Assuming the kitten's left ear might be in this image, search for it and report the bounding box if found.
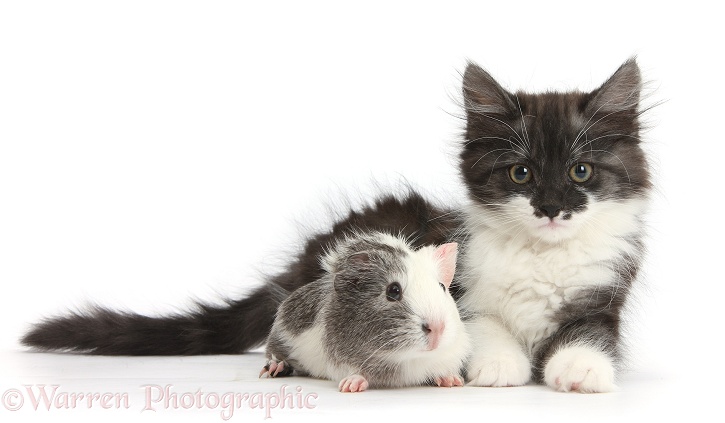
[585,58,642,116]
[462,62,517,116]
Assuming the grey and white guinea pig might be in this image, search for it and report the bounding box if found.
[260,232,471,392]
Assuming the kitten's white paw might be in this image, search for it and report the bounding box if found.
[544,346,616,393]
[466,351,531,387]
[338,374,369,393]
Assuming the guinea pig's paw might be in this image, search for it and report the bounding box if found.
[544,345,616,393]
[338,374,369,393]
[434,374,464,388]
[466,351,531,387]
[259,359,292,378]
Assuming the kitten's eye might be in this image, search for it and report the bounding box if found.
[509,165,532,184]
[569,163,593,183]
[386,282,402,301]
[439,283,446,292]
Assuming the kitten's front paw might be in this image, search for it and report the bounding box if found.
[434,374,464,387]
[259,359,292,378]
[466,351,531,387]
[339,374,369,393]
[544,345,616,393]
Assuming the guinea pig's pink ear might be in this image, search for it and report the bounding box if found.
[435,243,458,289]
[333,251,372,292]
[346,252,370,267]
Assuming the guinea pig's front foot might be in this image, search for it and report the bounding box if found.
[435,374,464,387]
[338,374,369,393]
[259,359,293,378]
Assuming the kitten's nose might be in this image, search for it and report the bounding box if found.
[539,205,561,218]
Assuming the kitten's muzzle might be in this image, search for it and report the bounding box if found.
[538,205,562,219]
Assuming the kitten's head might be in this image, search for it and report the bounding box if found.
[460,59,651,243]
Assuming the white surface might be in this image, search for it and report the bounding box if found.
[1,1,723,422]
[0,350,697,422]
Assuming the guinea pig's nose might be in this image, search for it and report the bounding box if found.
[422,322,444,333]
[422,321,445,350]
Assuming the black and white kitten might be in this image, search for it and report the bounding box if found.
[21,60,651,394]
[457,59,650,392]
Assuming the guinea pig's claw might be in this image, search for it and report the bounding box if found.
[435,374,464,387]
[267,361,279,376]
[339,374,369,393]
[272,361,286,377]
[260,360,291,378]
[259,364,271,378]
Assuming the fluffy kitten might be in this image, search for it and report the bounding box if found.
[21,60,651,395]
[457,59,651,392]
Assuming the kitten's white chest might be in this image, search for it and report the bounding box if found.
[461,230,620,351]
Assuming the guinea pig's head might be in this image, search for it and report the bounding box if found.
[330,238,463,360]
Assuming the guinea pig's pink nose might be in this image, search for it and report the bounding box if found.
[422,321,445,350]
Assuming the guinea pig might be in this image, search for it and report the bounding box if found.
[259,232,471,392]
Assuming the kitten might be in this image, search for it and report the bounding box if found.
[457,59,651,392]
[21,60,651,395]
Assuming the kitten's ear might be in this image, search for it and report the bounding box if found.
[434,243,458,289]
[462,62,516,116]
[586,58,641,115]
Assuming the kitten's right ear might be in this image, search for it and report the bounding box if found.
[585,58,642,116]
[462,62,516,116]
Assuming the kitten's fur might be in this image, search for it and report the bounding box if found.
[21,60,650,394]
[457,59,650,392]
[21,192,459,355]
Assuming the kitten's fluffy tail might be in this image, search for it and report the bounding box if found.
[21,191,460,355]
[21,284,288,355]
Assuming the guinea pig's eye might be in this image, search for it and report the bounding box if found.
[439,283,446,292]
[386,282,402,302]
[509,164,532,184]
[569,163,593,183]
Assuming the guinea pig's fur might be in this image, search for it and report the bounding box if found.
[261,232,471,392]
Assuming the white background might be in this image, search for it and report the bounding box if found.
[1,1,723,422]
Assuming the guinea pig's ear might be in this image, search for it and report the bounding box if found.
[435,243,458,289]
[346,252,371,268]
[333,251,372,292]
